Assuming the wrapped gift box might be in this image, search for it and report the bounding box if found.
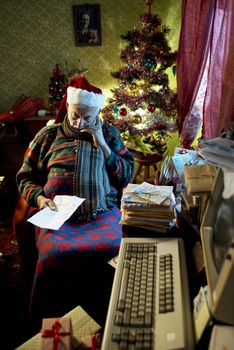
[16,306,101,350]
[184,164,217,195]
[40,316,73,350]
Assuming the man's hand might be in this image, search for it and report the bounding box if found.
[37,195,57,211]
[81,116,105,147]
[81,117,111,159]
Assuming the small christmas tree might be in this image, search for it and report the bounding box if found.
[102,0,177,155]
[48,64,68,117]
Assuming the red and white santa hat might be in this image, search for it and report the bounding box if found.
[67,76,105,108]
[55,76,105,123]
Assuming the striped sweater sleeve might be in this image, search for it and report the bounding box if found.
[16,125,57,207]
[103,124,134,188]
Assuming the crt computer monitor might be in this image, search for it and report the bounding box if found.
[200,167,234,325]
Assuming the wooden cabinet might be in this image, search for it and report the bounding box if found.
[23,116,55,140]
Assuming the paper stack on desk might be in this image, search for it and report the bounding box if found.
[198,137,234,171]
[120,182,176,233]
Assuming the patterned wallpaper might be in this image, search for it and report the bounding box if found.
[0,0,181,113]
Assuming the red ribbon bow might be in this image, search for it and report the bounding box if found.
[41,319,71,350]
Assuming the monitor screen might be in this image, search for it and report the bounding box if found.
[213,195,234,272]
[201,167,234,325]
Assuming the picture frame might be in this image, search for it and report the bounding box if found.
[73,4,102,47]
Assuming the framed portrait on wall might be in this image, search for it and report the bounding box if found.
[73,4,102,47]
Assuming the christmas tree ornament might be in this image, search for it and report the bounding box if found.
[113,106,119,114]
[145,60,154,69]
[132,114,142,124]
[147,103,156,112]
[120,107,127,116]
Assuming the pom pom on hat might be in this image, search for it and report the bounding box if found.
[55,76,105,123]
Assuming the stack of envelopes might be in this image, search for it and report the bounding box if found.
[198,137,234,171]
[120,182,176,233]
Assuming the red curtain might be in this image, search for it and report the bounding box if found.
[204,0,234,138]
[177,0,234,145]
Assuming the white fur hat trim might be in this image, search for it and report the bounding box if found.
[67,86,105,109]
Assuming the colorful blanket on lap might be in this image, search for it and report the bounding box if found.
[29,206,122,329]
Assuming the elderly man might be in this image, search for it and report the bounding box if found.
[16,76,134,330]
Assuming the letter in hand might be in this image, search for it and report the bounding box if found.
[37,195,57,211]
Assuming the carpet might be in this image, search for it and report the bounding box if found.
[0,219,21,279]
[0,219,33,350]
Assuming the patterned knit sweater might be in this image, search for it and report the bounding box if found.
[16,123,134,209]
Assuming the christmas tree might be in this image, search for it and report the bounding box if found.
[48,64,68,117]
[102,0,177,155]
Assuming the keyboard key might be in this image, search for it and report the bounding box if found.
[115,314,123,326]
[145,312,152,326]
[119,340,128,349]
[112,333,121,342]
[130,317,145,326]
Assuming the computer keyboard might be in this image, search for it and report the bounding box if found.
[101,237,194,350]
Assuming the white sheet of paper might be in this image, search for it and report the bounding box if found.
[27,195,85,230]
[108,255,118,269]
